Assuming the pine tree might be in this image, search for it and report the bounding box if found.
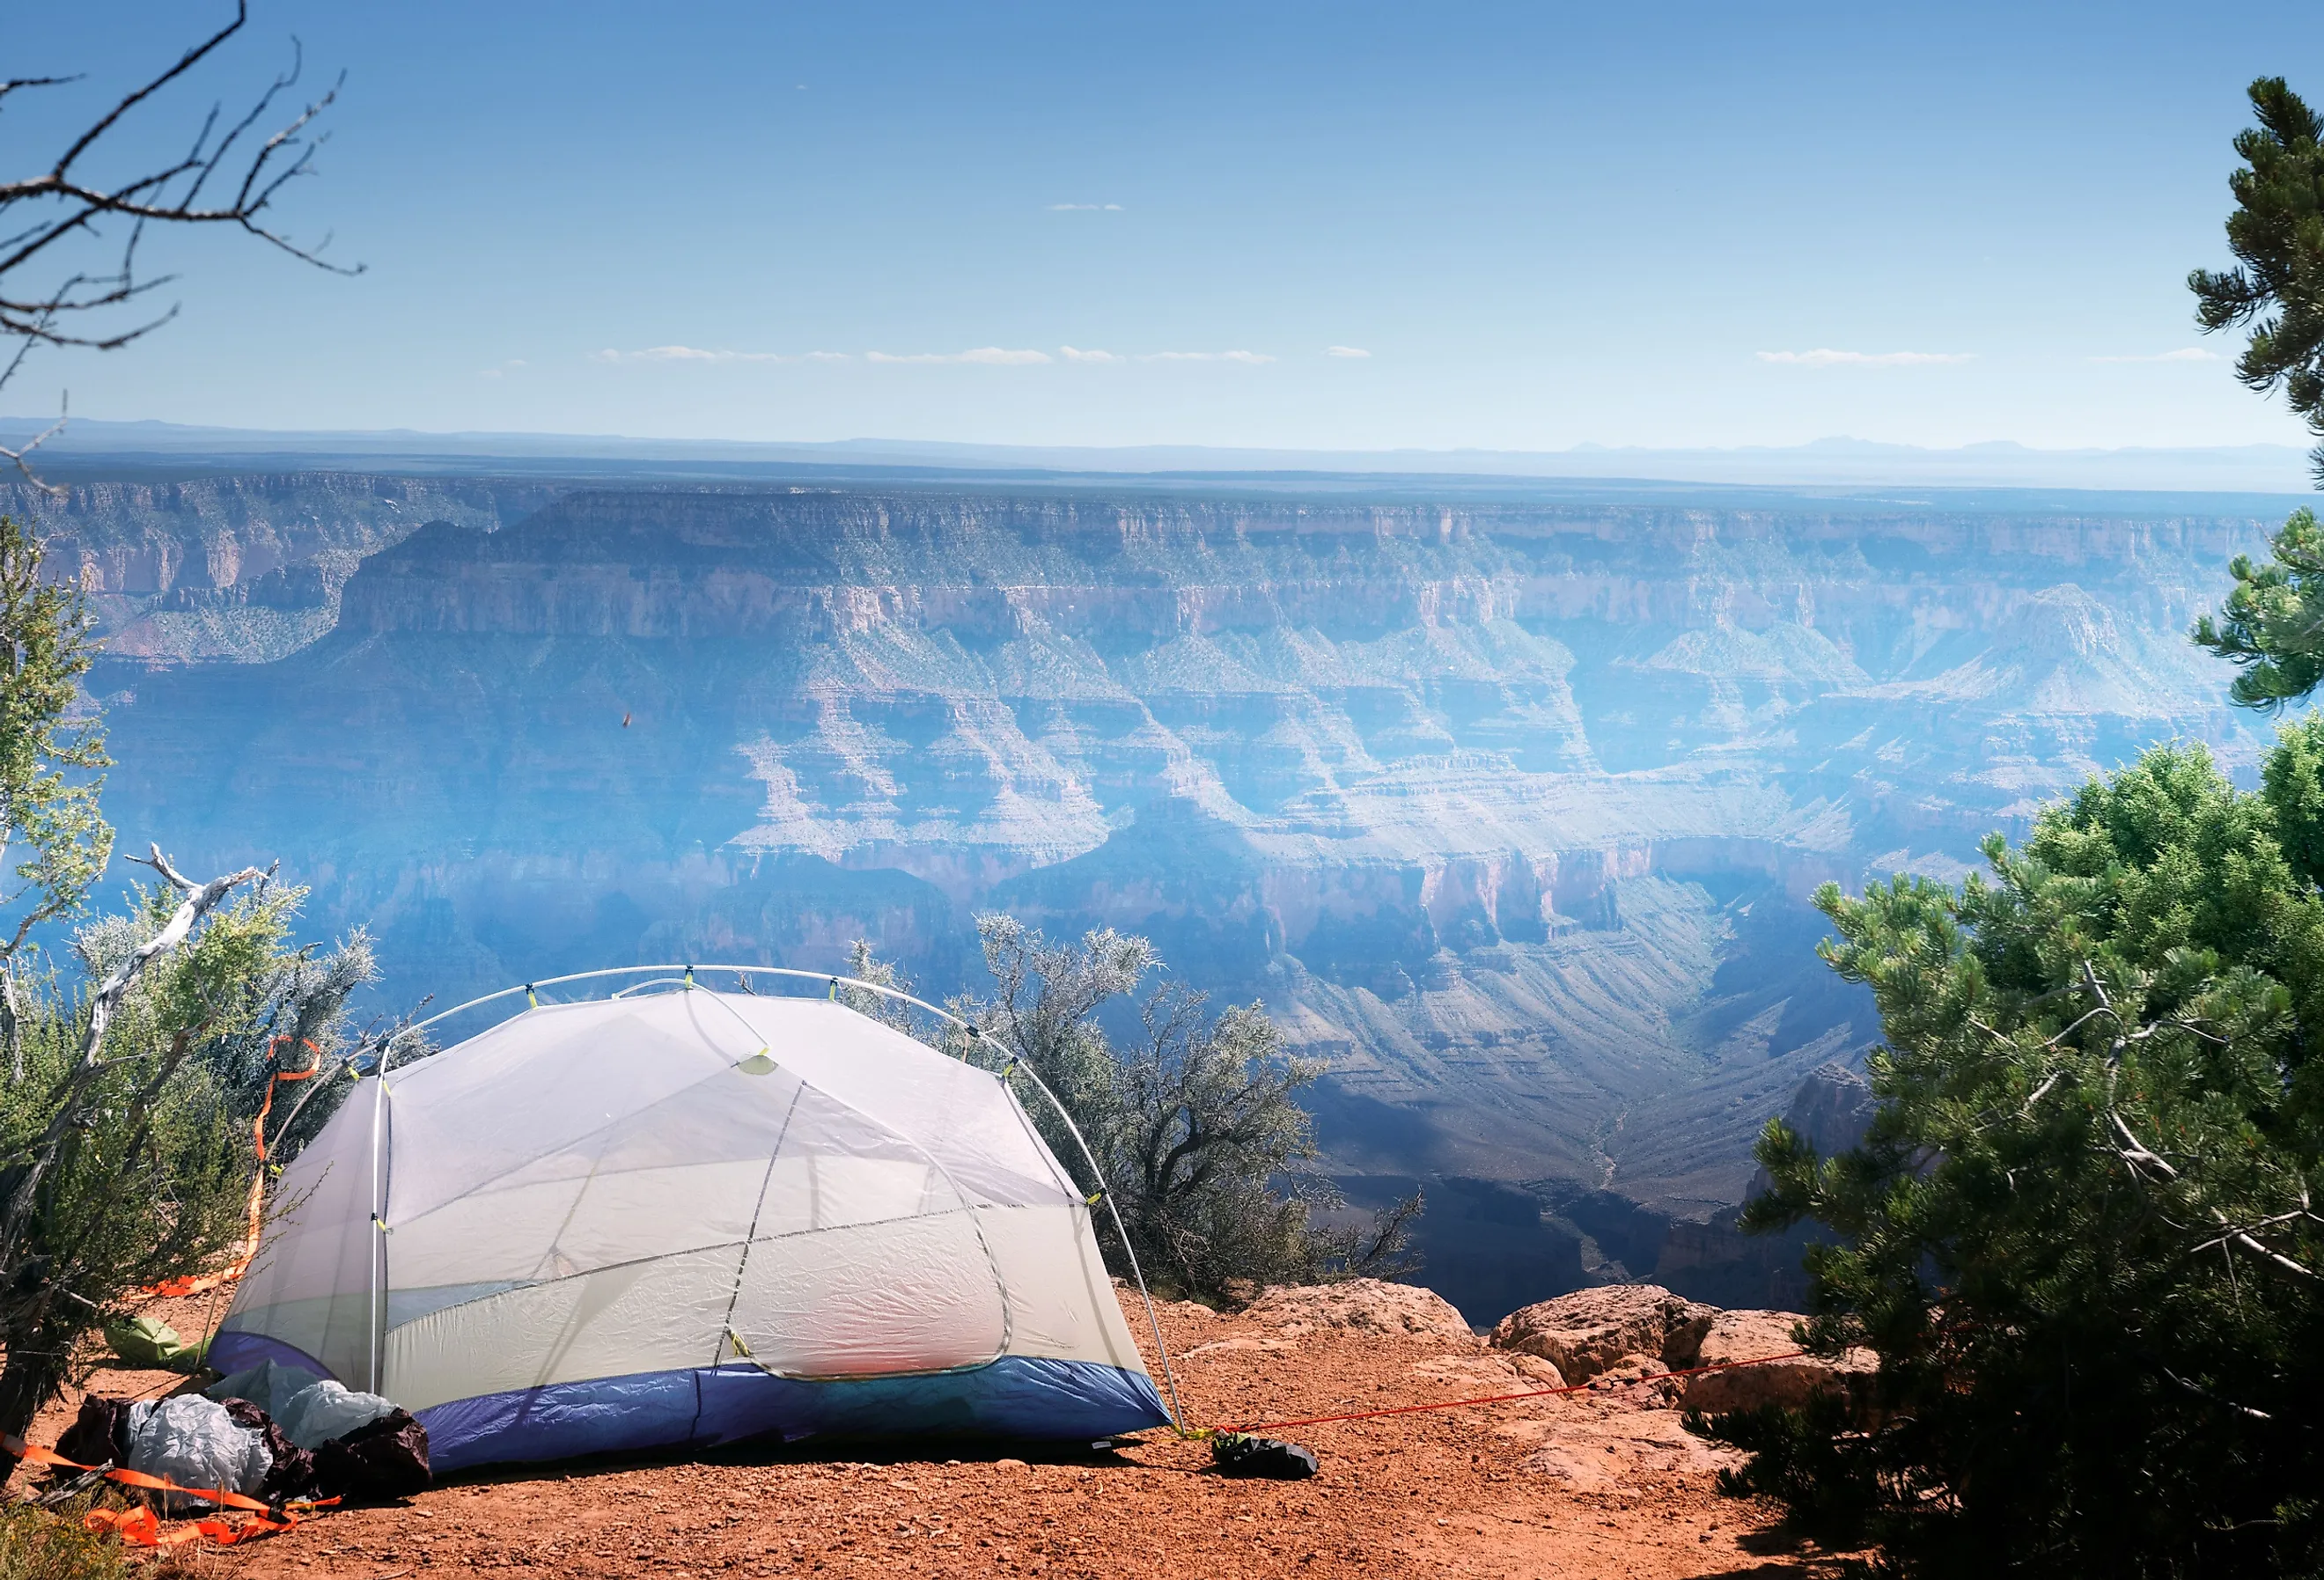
[1699,746,2324,1576]
[2191,78,2324,483]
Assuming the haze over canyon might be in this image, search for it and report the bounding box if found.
[15,470,2283,1317]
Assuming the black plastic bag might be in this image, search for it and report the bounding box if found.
[55,1395,133,1469]
[1210,1431,1320,1479]
[218,1396,315,1504]
[311,1407,430,1503]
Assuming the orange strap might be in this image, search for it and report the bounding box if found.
[137,1038,322,1301]
[10,1437,335,1548]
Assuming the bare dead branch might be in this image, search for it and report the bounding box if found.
[2159,1364,2273,1422]
[0,5,358,484]
[48,4,250,183]
[81,849,264,1069]
[0,78,82,114]
[0,393,68,496]
[2023,1069,2063,1112]
[2109,1109,2318,1282]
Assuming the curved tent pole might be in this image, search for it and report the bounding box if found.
[387,963,1189,1432]
[982,1042,1189,1433]
[366,1064,388,1394]
[404,965,988,1055]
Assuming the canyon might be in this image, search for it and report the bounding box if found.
[9,473,2284,1318]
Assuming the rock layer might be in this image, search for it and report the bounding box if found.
[75,479,2280,1316]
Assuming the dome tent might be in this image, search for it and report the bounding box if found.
[209,971,1176,1471]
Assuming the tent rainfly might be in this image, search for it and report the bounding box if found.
[209,987,1173,1470]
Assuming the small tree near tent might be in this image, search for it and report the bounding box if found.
[0,518,109,1073]
[0,3,363,1478]
[0,517,379,1476]
[939,915,1421,1304]
[0,865,376,1463]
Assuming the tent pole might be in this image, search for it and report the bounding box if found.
[416,966,1017,1042]
[995,1053,1188,1434]
[367,1069,387,1394]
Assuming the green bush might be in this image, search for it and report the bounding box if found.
[1701,743,2324,1576]
[0,517,374,1469]
[857,918,1420,1303]
[0,1500,136,1580]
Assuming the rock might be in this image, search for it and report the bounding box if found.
[1408,1351,1566,1391]
[1679,1310,1873,1414]
[1244,1280,1476,1344]
[1180,1336,1296,1357]
[1489,1285,1716,1383]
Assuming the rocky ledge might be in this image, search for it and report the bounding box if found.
[27,1277,1863,1579]
[1489,1282,1872,1411]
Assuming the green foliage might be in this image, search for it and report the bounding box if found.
[1701,744,2324,1576]
[2190,508,2324,708]
[0,1498,136,1580]
[2262,710,2324,879]
[0,518,111,1055]
[2185,81,2324,708]
[2191,77,2324,483]
[0,884,371,1374]
[0,511,375,1464]
[950,915,1420,1303]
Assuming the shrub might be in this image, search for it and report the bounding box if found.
[1699,744,2324,1576]
[872,916,1420,1303]
[0,1499,136,1580]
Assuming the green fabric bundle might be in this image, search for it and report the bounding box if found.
[102,1316,204,1371]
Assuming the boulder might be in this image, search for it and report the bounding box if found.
[1489,1284,1716,1383]
[1679,1310,1873,1414]
[1244,1279,1476,1343]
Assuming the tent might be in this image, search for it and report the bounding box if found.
[209,985,1173,1471]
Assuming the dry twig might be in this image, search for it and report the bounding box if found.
[0,3,357,483]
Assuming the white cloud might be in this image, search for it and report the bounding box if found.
[2089,347,2224,364]
[477,358,529,379]
[1325,345,1372,358]
[1140,349,1276,364]
[1059,345,1122,363]
[1047,202,1123,211]
[1757,349,1975,367]
[593,345,840,364]
[865,347,1053,364]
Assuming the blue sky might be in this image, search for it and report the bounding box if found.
[10,1,2324,452]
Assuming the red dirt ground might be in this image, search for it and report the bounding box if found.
[17,1287,1857,1579]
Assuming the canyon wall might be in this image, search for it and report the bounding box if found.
[1,474,556,662]
[68,480,2281,1315]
